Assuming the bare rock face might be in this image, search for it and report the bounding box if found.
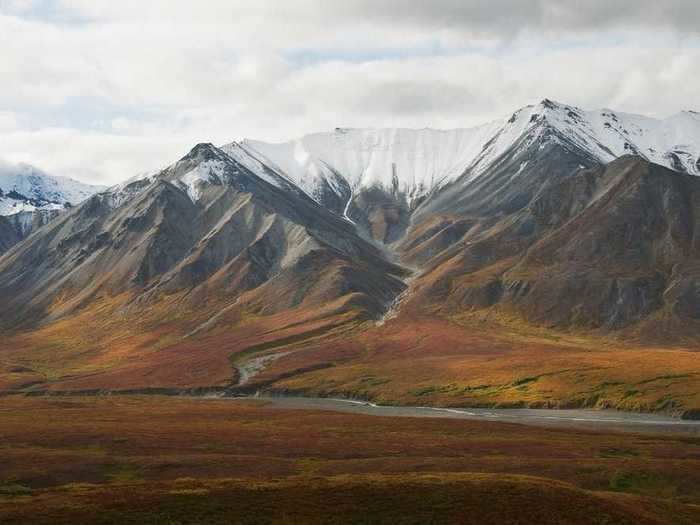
[347,187,410,244]
[507,158,700,328]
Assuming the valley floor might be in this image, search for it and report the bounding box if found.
[1,396,700,524]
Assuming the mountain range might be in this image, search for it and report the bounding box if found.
[1,99,699,413]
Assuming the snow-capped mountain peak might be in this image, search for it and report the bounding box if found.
[505,100,700,175]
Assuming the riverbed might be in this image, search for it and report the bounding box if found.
[223,395,700,435]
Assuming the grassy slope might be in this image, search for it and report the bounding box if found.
[0,291,362,392]
[1,290,699,415]
[274,313,700,415]
[4,475,699,525]
[1,396,699,524]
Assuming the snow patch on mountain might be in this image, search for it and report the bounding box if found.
[242,125,503,205]
[101,170,159,210]
[9,210,36,237]
[0,196,62,216]
[100,142,312,209]
[177,159,226,201]
[220,142,309,197]
[5,209,60,238]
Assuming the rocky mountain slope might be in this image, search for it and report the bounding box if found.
[1,101,699,334]
[0,216,21,253]
[1,99,699,401]
[0,143,406,331]
[403,156,700,336]
[0,209,60,254]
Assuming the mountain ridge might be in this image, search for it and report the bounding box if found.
[237,99,700,217]
[0,142,407,332]
[1,99,700,411]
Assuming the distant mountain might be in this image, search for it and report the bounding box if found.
[0,161,105,253]
[0,161,105,215]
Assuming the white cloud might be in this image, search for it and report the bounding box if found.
[0,127,193,183]
[0,2,698,184]
[0,0,35,13]
[0,112,18,132]
[110,117,131,131]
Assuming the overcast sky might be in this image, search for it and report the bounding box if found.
[1,0,699,185]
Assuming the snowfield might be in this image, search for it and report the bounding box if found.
[242,124,503,206]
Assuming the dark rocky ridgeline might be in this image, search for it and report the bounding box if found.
[395,123,603,307]
[304,163,352,217]
[387,105,700,338]
[503,158,700,331]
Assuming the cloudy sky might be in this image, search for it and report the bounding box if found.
[1,0,699,185]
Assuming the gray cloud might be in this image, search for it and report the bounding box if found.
[0,1,698,184]
[49,1,700,35]
[325,0,700,35]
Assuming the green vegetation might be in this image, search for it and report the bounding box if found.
[0,484,32,496]
[609,470,675,498]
